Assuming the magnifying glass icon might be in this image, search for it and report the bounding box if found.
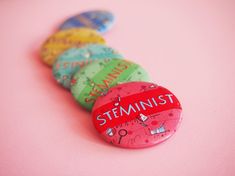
[118,129,128,144]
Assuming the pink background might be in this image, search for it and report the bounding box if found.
[0,0,235,176]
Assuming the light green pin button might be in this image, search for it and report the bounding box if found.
[70,59,150,111]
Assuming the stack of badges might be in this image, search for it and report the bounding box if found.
[40,10,182,149]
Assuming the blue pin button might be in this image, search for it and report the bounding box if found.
[59,10,115,34]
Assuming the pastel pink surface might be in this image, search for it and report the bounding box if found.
[0,0,235,176]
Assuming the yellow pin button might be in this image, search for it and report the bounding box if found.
[40,28,106,66]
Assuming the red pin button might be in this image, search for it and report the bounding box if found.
[92,82,182,148]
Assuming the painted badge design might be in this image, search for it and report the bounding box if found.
[59,10,115,33]
[70,59,150,111]
[40,28,105,66]
[52,44,124,89]
[92,82,182,148]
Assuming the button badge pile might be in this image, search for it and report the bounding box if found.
[40,10,182,148]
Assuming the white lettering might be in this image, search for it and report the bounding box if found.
[112,107,119,118]
[165,94,174,103]
[139,99,153,110]
[103,111,112,120]
[158,95,167,105]
[120,105,136,116]
[97,115,106,126]
[151,97,158,106]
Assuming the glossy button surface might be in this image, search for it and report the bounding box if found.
[52,44,124,89]
[92,82,182,148]
[40,28,105,66]
[70,59,150,111]
[59,10,115,33]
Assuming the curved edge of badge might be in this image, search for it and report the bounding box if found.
[91,81,183,149]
